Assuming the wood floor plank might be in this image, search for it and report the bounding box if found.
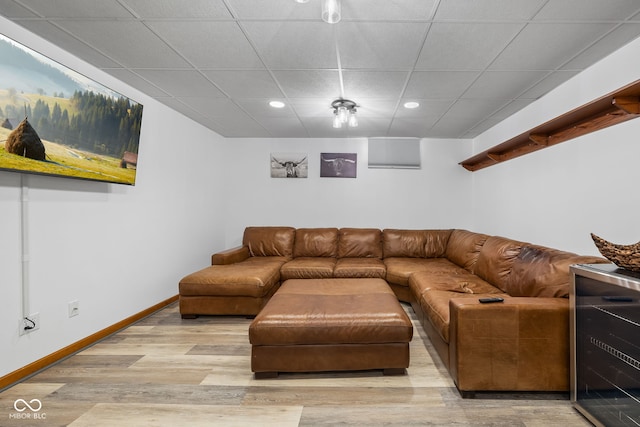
[0,301,592,426]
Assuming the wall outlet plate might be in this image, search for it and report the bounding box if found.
[68,300,79,317]
[19,313,40,336]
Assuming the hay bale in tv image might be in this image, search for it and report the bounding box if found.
[5,118,46,161]
[1,118,12,130]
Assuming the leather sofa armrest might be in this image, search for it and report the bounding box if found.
[448,297,569,393]
[211,245,250,265]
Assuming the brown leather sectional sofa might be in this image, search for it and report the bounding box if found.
[178,226,605,395]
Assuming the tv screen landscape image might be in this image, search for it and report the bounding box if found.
[0,34,143,185]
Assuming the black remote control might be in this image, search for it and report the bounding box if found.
[479,297,504,303]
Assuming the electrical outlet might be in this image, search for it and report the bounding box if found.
[68,300,79,318]
[19,313,40,336]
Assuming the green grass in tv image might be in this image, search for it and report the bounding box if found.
[1,127,136,184]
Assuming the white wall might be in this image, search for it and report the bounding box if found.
[472,36,640,255]
[220,137,473,247]
[0,18,226,378]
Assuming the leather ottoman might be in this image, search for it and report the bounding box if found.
[248,278,414,378]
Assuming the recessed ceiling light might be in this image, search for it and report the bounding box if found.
[294,0,310,3]
[404,101,420,109]
[269,101,286,108]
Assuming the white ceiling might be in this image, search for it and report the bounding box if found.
[2,0,640,138]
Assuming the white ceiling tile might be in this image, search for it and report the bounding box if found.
[561,23,640,70]
[342,71,409,100]
[147,21,263,69]
[462,70,549,99]
[337,23,428,69]
[235,99,297,118]
[289,99,334,117]
[388,118,438,138]
[242,22,337,69]
[121,0,232,19]
[533,0,640,21]
[202,70,283,98]
[134,70,225,97]
[56,20,191,68]
[416,23,524,70]
[404,71,480,99]
[490,23,616,70]
[103,68,170,97]
[225,0,317,19]
[254,118,309,138]
[7,20,122,68]
[434,0,547,21]
[18,0,132,18]
[519,70,579,99]
[0,0,38,17]
[341,0,437,21]
[395,99,455,118]
[273,70,341,99]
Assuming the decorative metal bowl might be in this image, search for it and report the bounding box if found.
[591,233,640,272]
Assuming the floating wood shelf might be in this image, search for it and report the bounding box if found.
[460,79,640,172]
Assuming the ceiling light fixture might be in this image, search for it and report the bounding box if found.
[404,101,420,109]
[294,0,310,3]
[331,98,358,128]
[322,0,341,24]
[269,100,285,108]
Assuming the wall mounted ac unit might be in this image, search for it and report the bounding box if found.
[368,138,421,169]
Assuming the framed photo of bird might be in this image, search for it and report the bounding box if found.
[320,153,357,178]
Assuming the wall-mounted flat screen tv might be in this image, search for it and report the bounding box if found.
[0,34,143,185]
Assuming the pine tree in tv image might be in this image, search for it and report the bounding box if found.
[0,34,143,185]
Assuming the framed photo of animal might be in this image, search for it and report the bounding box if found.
[270,153,308,178]
[320,153,357,178]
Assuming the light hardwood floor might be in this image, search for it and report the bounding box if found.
[1,302,592,426]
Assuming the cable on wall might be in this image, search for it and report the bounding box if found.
[20,174,32,327]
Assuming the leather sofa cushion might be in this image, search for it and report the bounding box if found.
[409,269,502,297]
[474,236,523,292]
[385,257,453,287]
[334,258,386,278]
[445,229,488,271]
[425,230,453,257]
[338,228,382,258]
[505,245,606,297]
[293,228,338,258]
[280,257,336,280]
[383,229,429,258]
[179,257,283,298]
[243,226,295,258]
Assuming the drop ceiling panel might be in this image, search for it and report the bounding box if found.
[404,71,480,99]
[3,0,640,139]
[203,70,284,98]
[416,23,524,70]
[342,71,409,100]
[533,0,640,21]
[341,0,437,21]
[462,70,549,100]
[242,21,338,69]
[7,20,122,68]
[133,70,225,97]
[146,21,264,69]
[273,70,341,99]
[0,0,38,18]
[54,20,191,68]
[337,23,428,69]
[490,23,617,70]
[18,0,132,18]
[434,0,546,21]
[561,23,640,70]
[122,0,233,19]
